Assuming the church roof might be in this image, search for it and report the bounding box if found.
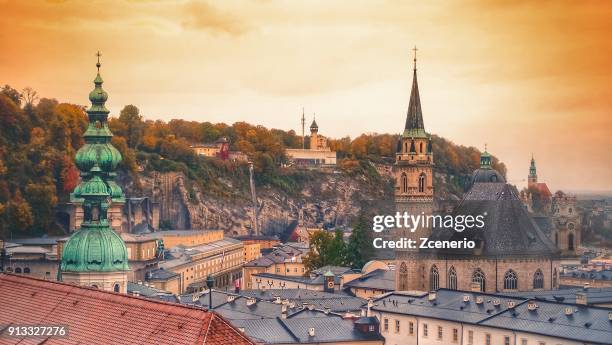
[531,182,552,198]
[428,182,560,257]
[470,167,506,184]
[0,273,256,345]
[403,67,427,138]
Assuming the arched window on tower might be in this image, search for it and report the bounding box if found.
[533,269,544,289]
[15,267,22,274]
[568,232,574,251]
[430,265,439,291]
[114,283,120,293]
[401,173,408,194]
[419,142,424,153]
[504,269,518,290]
[418,173,426,193]
[399,262,408,291]
[472,269,486,292]
[448,266,457,290]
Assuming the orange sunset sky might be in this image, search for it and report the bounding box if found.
[1,0,611,192]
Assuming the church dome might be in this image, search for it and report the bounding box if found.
[471,168,505,184]
[470,149,505,184]
[88,74,108,103]
[60,226,129,272]
[75,143,122,173]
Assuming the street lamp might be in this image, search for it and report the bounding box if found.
[206,275,214,311]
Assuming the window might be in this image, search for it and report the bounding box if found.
[521,339,527,345]
[448,266,458,290]
[553,268,558,288]
[399,262,408,291]
[468,330,473,345]
[472,268,486,292]
[453,328,458,342]
[533,269,544,289]
[401,173,408,193]
[418,173,426,193]
[395,320,400,333]
[437,326,443,340]
[409,322,414,335]
[430,265,440,291]
[568,233,574,251]
[423,323,428,337]
[276,267,280,273]
[15,268,21,274]
[23,268,30,274]
[504,336,510,345]
[485,333,491,345]
[113,284,120,293]
[504,269,518,290]
[383,318,388,332]
[368,325,374,332]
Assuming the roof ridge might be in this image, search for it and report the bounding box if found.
[275,317,301,342]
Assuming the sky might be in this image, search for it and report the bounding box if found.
[1,0,611,192]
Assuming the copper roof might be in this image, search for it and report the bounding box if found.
[0,274,256,345]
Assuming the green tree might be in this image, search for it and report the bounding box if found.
[347,212,374,269]
[114,105,144,148]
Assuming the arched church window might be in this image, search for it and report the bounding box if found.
[504,270,518,290]
[533,269,544,289]
[114,283,120,293]
[401,173,408,194]
[430,265,439,291]
[418,173,426,193]
[399,262,408,291]
[419,142,423,153]
[15,267,22,274]
[472,269,486,292]
[91,285,98,289]
[448,266,457,290]
[24,268,30,274]
[568,233,574,251]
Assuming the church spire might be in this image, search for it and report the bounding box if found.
[404,46,425,136]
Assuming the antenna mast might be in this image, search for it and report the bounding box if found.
[301,107,305,149]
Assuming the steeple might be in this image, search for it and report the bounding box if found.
[310,113,318,132]
[61,53,129,293]
[528,154,538,185]
[404,46,425,137]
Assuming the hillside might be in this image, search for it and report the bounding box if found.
[0,85,506,238]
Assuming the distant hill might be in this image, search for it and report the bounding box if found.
[0,84,506,238]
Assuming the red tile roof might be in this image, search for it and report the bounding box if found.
[0,274,257,345]
[533,182,552,198]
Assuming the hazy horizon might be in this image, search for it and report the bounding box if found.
[1,0,611,192]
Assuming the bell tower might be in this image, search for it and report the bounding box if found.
[60,52,129,293]
[394,47,434,291]
[528,154,538,187]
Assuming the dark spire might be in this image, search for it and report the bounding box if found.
[404,46,424,131]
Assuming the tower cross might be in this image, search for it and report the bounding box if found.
[412,46,418,70]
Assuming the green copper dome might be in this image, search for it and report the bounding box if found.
[61,226,129,272]
[61,52,129,275]
[75,143,122,173]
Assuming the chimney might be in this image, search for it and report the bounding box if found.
[246,297,257,306]
[138,281,143,285]
[507,300,516,309]
[367,299,374,317]
[476,296,484,304]
[227,295,236,303]
[527,300,538,311]
[492,299,500,307]
[428,291,437,301]
[576,292,587,305]
[308,327,315,337]
[608,312,612,321]
[463,295,470,302]
[281,304,288,319]
[274,296,281,304]
[564,307,574,316]
[324,306,331,314]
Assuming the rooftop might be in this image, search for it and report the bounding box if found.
[372,289,612,344]
[343,269,396,292]
[0,273,255,345]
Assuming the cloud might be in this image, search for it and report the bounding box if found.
[181,1,248,35]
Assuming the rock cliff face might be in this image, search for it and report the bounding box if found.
[128,169,394,237]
